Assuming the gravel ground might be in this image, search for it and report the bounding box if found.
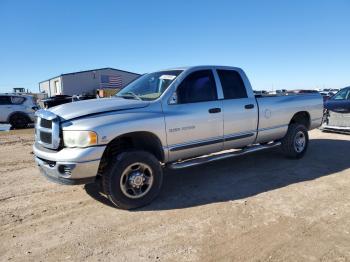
[0,129,349,261]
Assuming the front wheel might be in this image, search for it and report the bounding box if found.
[102,151,163,210]
[281,123,309,159]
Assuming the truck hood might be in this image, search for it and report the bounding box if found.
[49,98,150,120]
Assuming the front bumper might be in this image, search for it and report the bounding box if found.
[33,143,106,185]
[320,124,350,134]
[320,111,350,134]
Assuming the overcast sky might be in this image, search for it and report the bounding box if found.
[0,0,349,92]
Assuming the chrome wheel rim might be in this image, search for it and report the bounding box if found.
[294,131,306,153]
[120,162,154,199]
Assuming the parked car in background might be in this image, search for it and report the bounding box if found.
[319,89,339,101]
[322,88,339,94]
[0,94,39,128]
[73,94,96,101]
[253,90,268,96]
[41,95,72,108]
[268,89,287,95]
[321,86,350,133]
[42,94,96,108]
[287,89,319,95]
[320,91,335,102]
[33,65,323,209]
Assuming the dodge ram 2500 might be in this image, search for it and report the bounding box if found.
[33,66,323,209]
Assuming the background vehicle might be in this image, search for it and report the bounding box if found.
[287,89,319,94]
[42,94,96,108]
[33,66,323,209]
[319,88,339,102]
[268,89,287,95]
[322,88,340,94]
[0,94,38,129]
[320,91,335,102]
[253,90,268,96]
[41,95,72,108]
[321,86,350,133]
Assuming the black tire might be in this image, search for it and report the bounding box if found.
[102,150,163,210]
[281,123,309,159]
[9,113,29,129]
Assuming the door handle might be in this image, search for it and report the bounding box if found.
[208,108,221,113]
[244,104,255,109]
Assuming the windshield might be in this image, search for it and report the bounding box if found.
[331,88,350,100]
[116,70,183,101]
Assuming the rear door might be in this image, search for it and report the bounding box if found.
[163,69,224,161]
[215,69,258,149]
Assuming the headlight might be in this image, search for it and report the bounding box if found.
[63,131,98,148]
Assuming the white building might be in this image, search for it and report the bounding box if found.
[39,67,140,96]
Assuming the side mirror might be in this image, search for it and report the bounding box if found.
[169,92,178,105]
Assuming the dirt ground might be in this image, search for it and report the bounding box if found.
[0,129,349,262]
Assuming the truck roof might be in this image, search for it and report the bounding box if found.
[161,65,243,72]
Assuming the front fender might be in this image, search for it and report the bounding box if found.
[61,102,168,160]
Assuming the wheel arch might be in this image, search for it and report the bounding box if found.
[7,111,31,123]
[289,111,311,130]
[98,131,165,175]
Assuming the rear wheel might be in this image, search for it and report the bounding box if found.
[281,123,309,159]
[102,150,163,210]
[9,113,29,129]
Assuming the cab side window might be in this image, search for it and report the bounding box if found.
[0,96,11,105]
[11,96,25,104]
[176,70,217,104]
[217,69,247,99]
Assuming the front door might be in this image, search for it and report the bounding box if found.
[163,69,224,162]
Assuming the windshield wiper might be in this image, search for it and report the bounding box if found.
[118,92,142,101]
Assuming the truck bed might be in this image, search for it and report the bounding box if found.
[255,93,323,143]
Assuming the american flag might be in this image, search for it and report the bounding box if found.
[100,75,123,89]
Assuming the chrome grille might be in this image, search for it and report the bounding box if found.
[40,118,52,129]
[40,131,52,144]
[35,110,60,149]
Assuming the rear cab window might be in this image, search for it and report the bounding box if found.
[176,70,218,104]
[217,69,247,99]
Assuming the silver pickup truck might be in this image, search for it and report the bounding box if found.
[33,66,323,209]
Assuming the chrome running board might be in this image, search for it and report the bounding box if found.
[168,142,281,170]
